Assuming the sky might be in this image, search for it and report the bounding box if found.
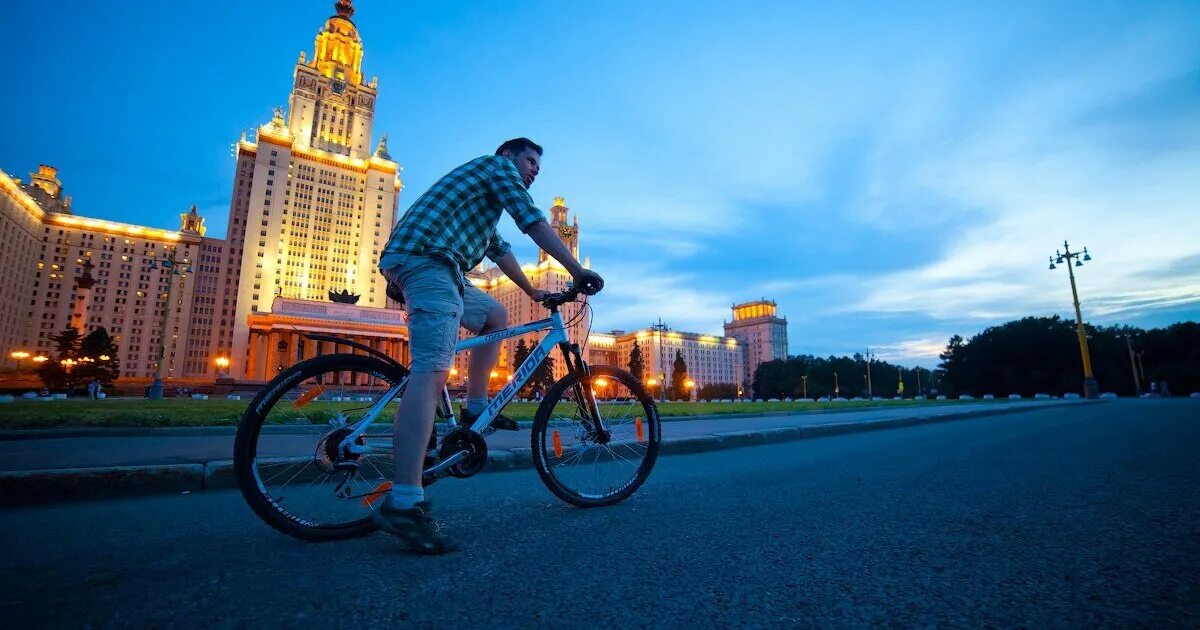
[2,0,1198,366]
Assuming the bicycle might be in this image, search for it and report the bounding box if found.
[233,285,661,541]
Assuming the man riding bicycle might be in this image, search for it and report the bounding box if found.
[375,138,604,554]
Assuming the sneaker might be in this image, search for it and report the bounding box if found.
[371,499,459,555]
[459,406,519,431]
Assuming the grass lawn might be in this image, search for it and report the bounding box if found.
[0,397,1011,430]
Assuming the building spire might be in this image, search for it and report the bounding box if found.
[334,0,354,21]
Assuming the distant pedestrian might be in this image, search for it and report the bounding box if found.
[1150,381,1159,397]
[87,380,100,400]
[1160,381,1171,398]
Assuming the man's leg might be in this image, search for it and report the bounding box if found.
[466,303,508,405]
[392,369,448,487]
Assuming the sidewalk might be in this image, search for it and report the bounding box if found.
[0,400,1086,505]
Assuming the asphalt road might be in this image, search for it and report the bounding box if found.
[2,400,1196,628]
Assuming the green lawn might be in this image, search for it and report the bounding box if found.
[0,397,1008,430]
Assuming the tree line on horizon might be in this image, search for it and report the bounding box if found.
[751,316,1199,399]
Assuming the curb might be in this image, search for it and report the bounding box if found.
[0,401,1048,440]
[0,402,1092,506]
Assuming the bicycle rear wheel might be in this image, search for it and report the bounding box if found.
[234,353,407,542]
[531,365,661,507]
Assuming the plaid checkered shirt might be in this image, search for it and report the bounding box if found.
[379,155,545,274]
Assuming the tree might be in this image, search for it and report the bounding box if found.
[933,316,1200,397]
[628,339,644,382]
[37,327,83,392]
[669,350,690,401]
[76,327,122,386]
[533,355,557,395]
[698,383,738,401]
[512,339,532,396]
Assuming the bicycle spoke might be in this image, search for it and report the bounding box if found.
[248,360,403,528]
[536,369,659,503]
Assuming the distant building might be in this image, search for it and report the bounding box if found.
[724,299,789,395]
[586,325,743,396]
[0,165,211,380]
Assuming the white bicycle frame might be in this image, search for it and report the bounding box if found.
[336,309,579,458]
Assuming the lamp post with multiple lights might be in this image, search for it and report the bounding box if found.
[147,251,193,400]
[1048,240,1099,399]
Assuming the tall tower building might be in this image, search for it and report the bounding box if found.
[724,299,789,396]
[539,197,579,263]
[222,0,402,380]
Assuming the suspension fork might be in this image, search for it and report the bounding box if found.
[560,342,607,437]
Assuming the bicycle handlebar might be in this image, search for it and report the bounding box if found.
[540,281,600,309]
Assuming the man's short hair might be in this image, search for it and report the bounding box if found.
[495,138,543,157]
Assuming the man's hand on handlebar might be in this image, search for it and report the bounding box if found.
[528,289,552,302]
[573,269,605,295]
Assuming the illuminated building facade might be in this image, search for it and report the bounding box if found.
[724,299,789,394]
[597,327,743,396]
[0,165,209,379]
[222,0,402,380]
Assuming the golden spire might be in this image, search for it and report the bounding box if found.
[313,0,364,85]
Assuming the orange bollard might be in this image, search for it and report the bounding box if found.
[552,430,563,458]
[293,384,325,409]
[361,480,393,507]
[635,417,644,442]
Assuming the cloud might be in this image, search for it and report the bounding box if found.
[870,337,949,364]
[847,12,1200,327]
[589,260,733,335]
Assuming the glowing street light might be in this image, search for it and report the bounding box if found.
[214,356,231,379]
[10,350,30,370]
[32,355,49,364]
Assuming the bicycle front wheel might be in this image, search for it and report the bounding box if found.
[233,353,407,542]
[531,365,661,507]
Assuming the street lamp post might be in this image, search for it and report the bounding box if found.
[915,368,923,398]
[833,371,840,399]
[801,374,808,399]
[60,358,78,395]
[685,378,695,402]
[10,351,30,371]
[1125,337,1141,397]
[147,252,193,400]
[1048,240,1099,399]
[214,356,231,380]
[864,348,874,399]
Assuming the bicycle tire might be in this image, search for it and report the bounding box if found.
[234,353,408,542]
[531,365,661,507]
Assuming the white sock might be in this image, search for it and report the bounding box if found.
[466,397,488,415]
[389,484,424,508]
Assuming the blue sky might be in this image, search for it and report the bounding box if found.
[3,0,1197,366]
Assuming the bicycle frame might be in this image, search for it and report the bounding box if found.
[336,308,596,456]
